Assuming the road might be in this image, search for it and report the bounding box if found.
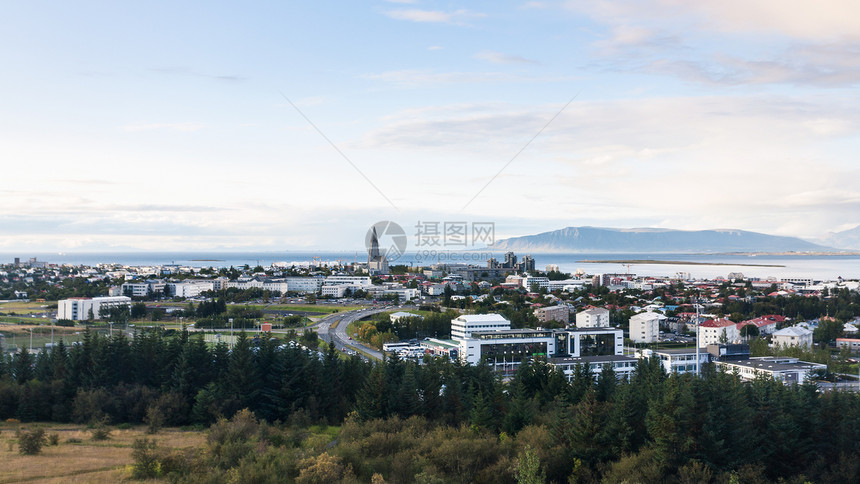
[310,307,388,361]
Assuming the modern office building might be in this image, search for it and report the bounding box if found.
[458,326,624,370]
[57,296,132,321]
[635,348,710,374]
[451,314,512,341]
[714,357,825,385]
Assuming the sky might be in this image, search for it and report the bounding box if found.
[2,0,860,252]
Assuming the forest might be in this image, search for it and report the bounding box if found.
[1,328,860,483]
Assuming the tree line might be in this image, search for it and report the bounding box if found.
[1,328,860,482]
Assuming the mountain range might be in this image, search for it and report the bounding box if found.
[819,225,860,250]
[487,226,850,253]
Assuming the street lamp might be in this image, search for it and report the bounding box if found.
[29,328,33,352]
[229,318,234,349]
[109,322,114,337]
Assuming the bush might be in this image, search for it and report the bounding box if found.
[131,438,161,479]
[47,433,60,446]
[18,428,46,455]
[90,421,111,441]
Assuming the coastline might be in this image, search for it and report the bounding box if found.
[577,259,785,268]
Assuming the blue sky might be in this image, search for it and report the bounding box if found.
[2,1,860,252]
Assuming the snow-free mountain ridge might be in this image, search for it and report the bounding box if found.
[488,226,837,253]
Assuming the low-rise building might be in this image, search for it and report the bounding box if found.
[458,326,624,370]
[550,355,638,381]
[635,348,710,374]
[772,326,813,348]
[283,277,324,293]
[836,338,860,350]
[58,296,132,321]
[715,357,825,385]
[390,311,423,324]
[321,285,348,298]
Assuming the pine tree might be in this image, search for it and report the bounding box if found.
[355,363,389,420]
[13,347,35,384]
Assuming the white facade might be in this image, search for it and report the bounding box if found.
[576,307,610,328]
[551,355,638,381]
[169,281,215,298]
[321,285,348,298]
[459,326,624,369]
[424,283,446,296]
[715,357,825,385]
[772,326,814,348]
[451,314,511,341]
[283,277,324,293]
[636,348,710,374]
[699,319,740,346]
[325,275,372,287]
[58,296,132,321]
[122,282,151,298]
[261,279,289,294]
[522,276,550,291]
[390,311,423,323]
[629,311,662,343]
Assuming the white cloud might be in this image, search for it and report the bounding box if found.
[122,122,204,132]
[355,94,860,237]
[474,50,538,64]
[567,0,860,40]
[383,9,486,25]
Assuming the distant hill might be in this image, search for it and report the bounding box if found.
[819,225,860,251]
[488,226,834,253]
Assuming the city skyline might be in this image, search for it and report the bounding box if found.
[3,1,860,251]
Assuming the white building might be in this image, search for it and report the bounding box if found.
[325,275,372,287]
[168,281,216,298]
[261,279,289,294]
[550,355,638,381]
[58,296,132,321]
[635,348,709,374]
[321,285,348,298]
[283,277,324,293]
[459,326,624,369]
[390,312,423,324]
[715,357,825,385]
[772,326,814,348]
[629,311,662,343]
[576,307,610,328]
[699,318,740,346]
[522,276,550,291]
[451,314,511,341]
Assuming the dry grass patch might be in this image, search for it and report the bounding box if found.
[0,423,205,484]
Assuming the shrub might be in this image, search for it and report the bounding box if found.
[18,428,46,455]
[47,433,60,446]
[131,438,161,479]
[89,420,111,441]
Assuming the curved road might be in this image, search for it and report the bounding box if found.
[310,308,388,360]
